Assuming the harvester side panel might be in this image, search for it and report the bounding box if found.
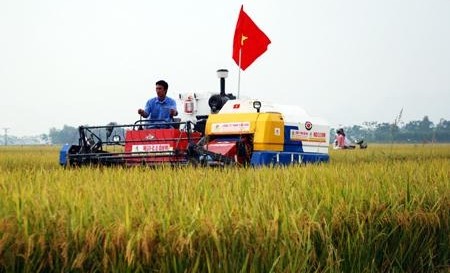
[124,128,202,166]
[205,112,285,152]
[250,151,329,166]
[204,110,330,165]
[205,113,257,135]
[253,113,284,152]
[284,123,329,154]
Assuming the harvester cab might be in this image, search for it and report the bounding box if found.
[60,69,330,167]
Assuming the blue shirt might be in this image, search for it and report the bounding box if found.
[144,96,178,128]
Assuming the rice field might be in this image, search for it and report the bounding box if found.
[0,144,449,272]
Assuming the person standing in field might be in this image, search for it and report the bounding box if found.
[138,80,178,128]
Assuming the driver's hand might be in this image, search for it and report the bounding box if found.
[138,109,145,116]
[169,109,177,117]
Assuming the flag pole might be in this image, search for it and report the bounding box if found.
[237,47,242,99]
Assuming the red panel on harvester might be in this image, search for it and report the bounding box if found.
[204,140,238,158]
[124,129,201,165]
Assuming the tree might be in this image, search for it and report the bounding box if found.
[419,116,433,130]
[402,117,434,142]
[40,134,49,144]
[435,119,450,142]
[48,125,79,144]
[374,122,392,142]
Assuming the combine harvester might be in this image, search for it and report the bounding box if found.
[60,70,330,167]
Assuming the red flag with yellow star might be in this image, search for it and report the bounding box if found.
[233,5,271,71]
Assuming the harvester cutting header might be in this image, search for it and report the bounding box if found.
[60,69,330,167]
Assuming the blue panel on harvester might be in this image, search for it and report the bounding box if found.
[301,153,329,163]
[59,143,70,166]
[283,125,303,152]
[250,151,329,166]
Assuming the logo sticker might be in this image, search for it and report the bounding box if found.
[305,121,312,131]
[274,127,280,136]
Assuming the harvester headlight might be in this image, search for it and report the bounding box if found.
[253,101,262,113]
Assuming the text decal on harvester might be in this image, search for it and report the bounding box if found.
[131,144,173,152]
[290,129,327,142]
[211,122,251,133]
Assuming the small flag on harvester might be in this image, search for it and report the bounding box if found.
[232,5,271,71]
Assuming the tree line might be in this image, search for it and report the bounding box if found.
[1,116,449,145]
[46,116,449,144]
[333,116,450,143]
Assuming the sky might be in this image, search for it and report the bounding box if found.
[1,0,449,136]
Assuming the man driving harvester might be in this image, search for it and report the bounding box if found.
[138,80,178,128]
